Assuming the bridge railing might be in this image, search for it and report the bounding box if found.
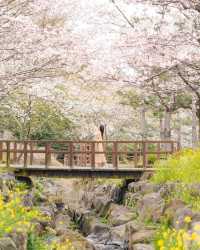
[0,140,180,169]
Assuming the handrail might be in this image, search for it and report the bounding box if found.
[0,140,180,169]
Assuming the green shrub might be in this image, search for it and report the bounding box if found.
[152,149,200,184]
[151,149,200,210]
[148,154,157,165]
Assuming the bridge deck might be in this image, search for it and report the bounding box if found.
[0,140,179,178]
[12,165,155,179]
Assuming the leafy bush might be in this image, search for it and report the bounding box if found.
[155,216,200,250]
[152,149,200,184]
[0,189,42,236]
[148,154,157,165]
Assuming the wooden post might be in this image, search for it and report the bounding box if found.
[134,143,138,168]
[13,142,17,163]
[24,141,28,168]
[157,142,160,160]
[177,141,181,151]
[6,141,10,167]
[0,142,3,162]
[142,141,147,168]
[171,141,174,154]
[91,142,95,169]
[30,142,33,165]
[45,143,51,168]
[69,142,73,168]
[112,142,118,169]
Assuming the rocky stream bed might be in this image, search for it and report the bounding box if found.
[1,173,200,250]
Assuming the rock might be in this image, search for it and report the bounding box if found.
[111,224,127,240]
[111,221,140,241]
[110,185,123,203]
[128,181,147,193]
[41,180,64,203]
[128,181,160,195]
[164,199,186,222]
[0,237,17,250]
[8,232,27,250]
[132,243,154,250]
[55,214,72,235]
[38,205,56,228]
[82,192,94,209]
[137,192,165,222]
[159,182,177,198]
[173,207,200,229]
[107,204,135,226]
[125,221,142,236]
[124,192,142,208]
[92,196,112,217]
[140,183,160,195]
[140,172,153,181]
[0,173,15,199]
[33,189,48,203]
[61,230,95,250]
[40,204,57,218]
[23,192,34,207]
[83,183,123,209]
[81,215,109,236]
[87,232,124,250]
[128,229,155,245]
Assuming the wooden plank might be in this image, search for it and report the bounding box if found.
[24,142,28,168]
[0,139,179,144]
[142,141,147,168]
[0,142,3,161]
[6,141,10,167]
[45,143,51,168]
[69,142,73,168]
[171,141,174,154]
[91,142,95,169]
[134,143,138,167]
[13,142,17,162]
[157,142,160,160]
[30,142,33,165]
[112,142,118,169]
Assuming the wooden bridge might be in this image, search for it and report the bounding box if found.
[0,140,180,179]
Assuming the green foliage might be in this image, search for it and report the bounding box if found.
[117,89,141,108]
[99,216,109,225]
[152,149,200,184]
[152,149,200,210]
[27,233,48,250]
[148,154,157,165]
[0,92,74,140]
[154,219,200,250]
[0,189,44,237]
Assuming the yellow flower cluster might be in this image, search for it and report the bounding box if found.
[156,217,200,250]
[0,184,75,250]
[0,188,42,236]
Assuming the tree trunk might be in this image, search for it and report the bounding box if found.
[163,110,171,141]
[192,96,198,148]
[176,113,181,147]
[140,106,147,140]
[159,117,164,140]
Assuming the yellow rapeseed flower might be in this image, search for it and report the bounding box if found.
[194,224,200,231]
[191,232,198,241]
[184,216,192,223]
[158,239,164,247]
